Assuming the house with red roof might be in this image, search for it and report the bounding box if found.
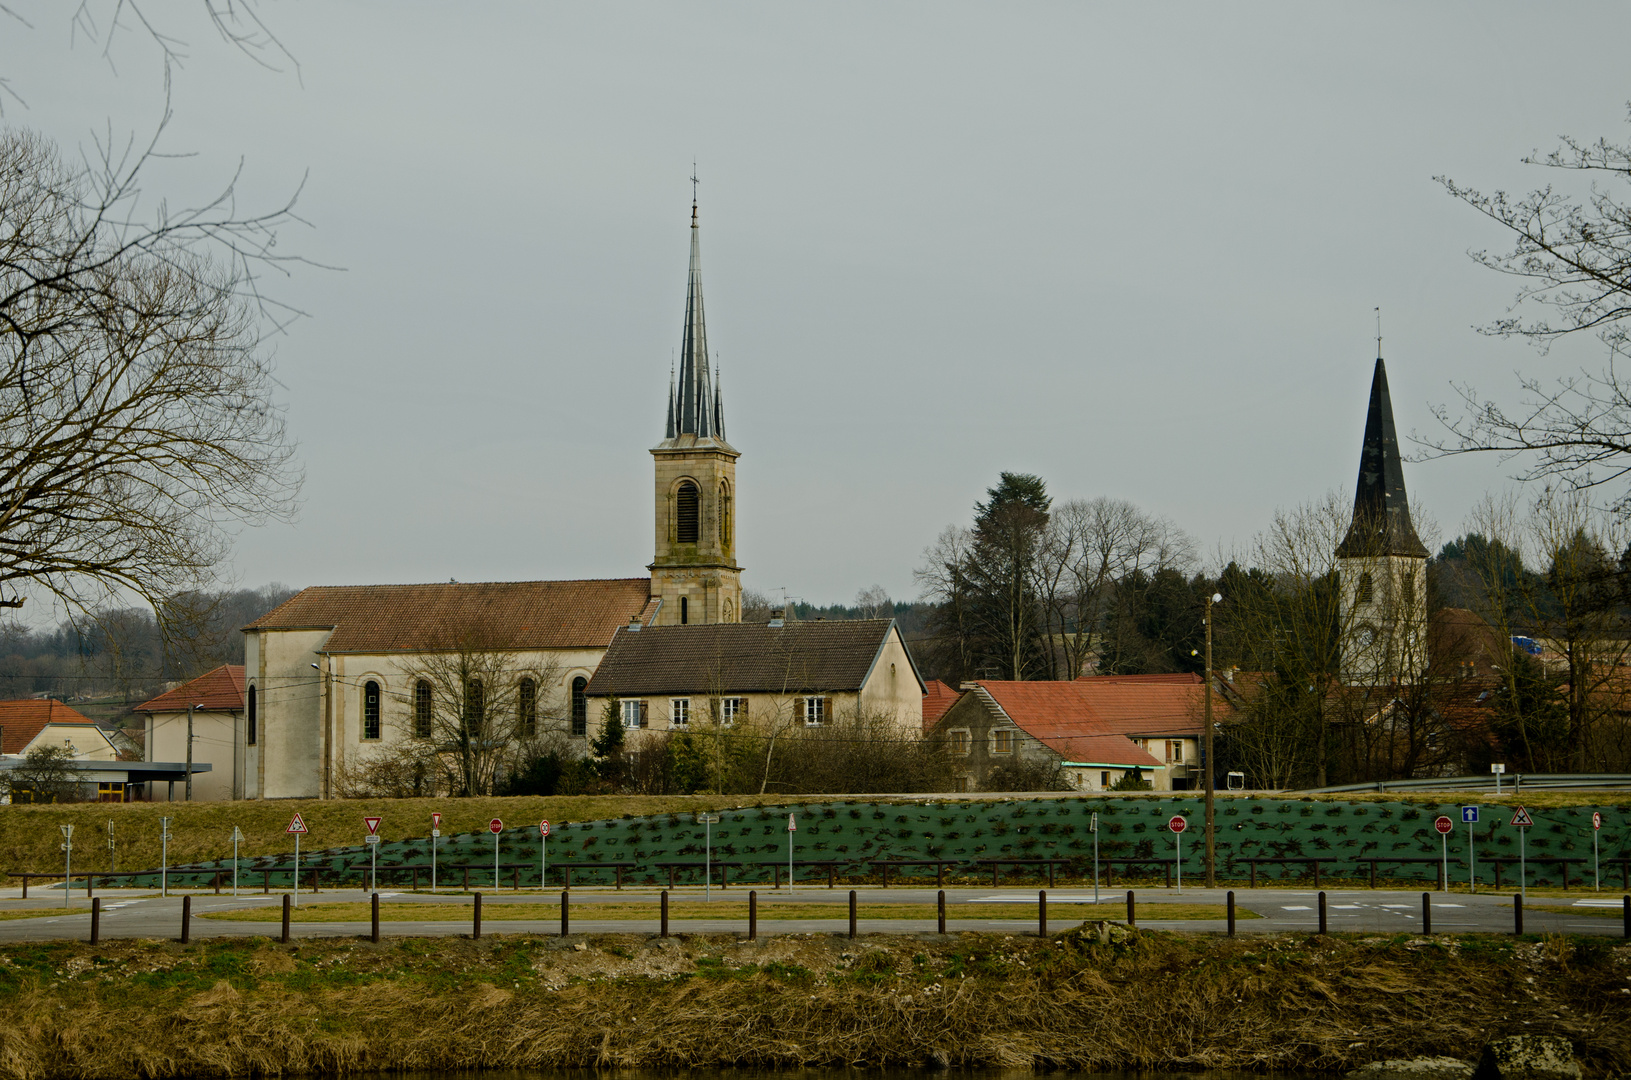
[0,699,126,801]
[928,673,1229,792]
[920,679,961,733]
[135,665,246,801]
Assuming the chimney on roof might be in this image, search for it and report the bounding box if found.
[628,615,643,632]
[768,609,785,628]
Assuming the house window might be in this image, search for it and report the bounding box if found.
[622,700,648,729]
[802,696,826,725]
[676,480,700,543]
[519,677,537,737]
[571,677,588,737]
[246,685,257,746]
[414,680,433,738]
[953,776,970,793]
[1166,739,1184,764]
[993,729,1015,754]
[465,678,484,734]
[363,681,381,741]
[948,730,970,755]
[97,782,125,803]
[1101,771,1110,788]
[671,698,691,727]
[1356,571,1374,604]
[719,697,746,726]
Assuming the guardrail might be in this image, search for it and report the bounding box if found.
[1301,773,1631,794]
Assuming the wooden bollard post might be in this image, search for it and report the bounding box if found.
[90,897,100,945]
[1126,890,1135,928]
[1624,895,1629,939]
[937,889,946,934]
[280,894,291,943]
[1317,891,1327,935]
[1514,893,1523,935]
[214,872,222,896]
[180,895,191,944]
[661,890,669,938]
[1226,891,1235,936]
[371,893,380,943]
[473,892,483,939]
[560,891,569,938]
[848,890,857,939]
[1421,892,1431,934]
[748,890,757,941]
[1038,890,1047,938]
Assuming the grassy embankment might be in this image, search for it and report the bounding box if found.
[2,789,1619,878]
[0,926,1621,1078]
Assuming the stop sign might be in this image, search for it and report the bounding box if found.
[488,818,504,834]
[1434,816,1454,834]
[1168,815,1187,833]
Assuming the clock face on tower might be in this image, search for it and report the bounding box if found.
[1356,624,1377,649]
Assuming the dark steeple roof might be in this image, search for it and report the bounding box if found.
[1337,357,1428,559]
[669,201,718,439]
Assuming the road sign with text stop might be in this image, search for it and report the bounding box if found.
[489,819,504,834]
[1168,816,1187,833]
[1434,816,1454,834]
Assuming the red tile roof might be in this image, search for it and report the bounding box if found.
[921,679,961,732]
[1035,731,1162,769]
[0,699,100,755]
[983,674,1218,739]
[135,665,246,714]
[243,579,657,653]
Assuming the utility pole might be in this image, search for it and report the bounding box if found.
[1204,591,1222,888]
[185,703,196,801]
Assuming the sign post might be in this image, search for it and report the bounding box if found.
[231,826,244,897]
[489,819,504,890]
[1593,812,1603,891]
[1090,812,1100,903]
[1433,816,1453,892]
[787,813,796,888]
[286,813,308,908]
[431,812,441,894]
[364,817,383,892]
[160,816,171,898]
[540,820,550,888]
[1461,806,1479,893]
[1169,815,1188,892]
[107,820,115,873]
[1511,805,1534,899]
[697,813,721,901]
[59,824,73,908]
[1491,762,1506,797]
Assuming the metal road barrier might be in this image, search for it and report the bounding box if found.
[1304,773,1631,794]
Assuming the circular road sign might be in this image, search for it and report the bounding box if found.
[1168,815,1188,833]
[540,820,550,837]
[488,818,504,834]
[1434,816,1454,834]
[1593,812,1603,830]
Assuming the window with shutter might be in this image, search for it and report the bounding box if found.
[676,481,700,543]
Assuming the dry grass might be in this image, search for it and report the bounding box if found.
[196,900,1259,923]
[0,928,1621,1078]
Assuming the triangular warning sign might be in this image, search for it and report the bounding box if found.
[1510,806,1534,828]
[364,816,382,835]
[286,812,309,835]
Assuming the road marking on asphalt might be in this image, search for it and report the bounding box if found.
[1281,905,1311,911]
[1572,899,1624,907]
[973,895,1110,903]
[1331,904,1362,909]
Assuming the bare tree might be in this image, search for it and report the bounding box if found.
[854,584,892,619]
[0,128,303,622]
[1,743,86,802]
[397,631,560,797]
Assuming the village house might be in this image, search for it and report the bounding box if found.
[135,664,247,801]
[0,699,203,802]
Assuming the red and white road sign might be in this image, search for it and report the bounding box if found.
[488,818,504,834]
[364,816,382,836]
[539,820,550,837]
[1593,812,1603,830]
[432,812,442,829]
[788,813,797,832]
[1511,806,1535,827]
[1434,816,1454,835]
[1168,815,1188,833]
[285,813,308,835]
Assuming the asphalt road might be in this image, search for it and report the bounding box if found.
[0,884,1626,941]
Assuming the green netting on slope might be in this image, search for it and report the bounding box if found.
[121,797,1631,891]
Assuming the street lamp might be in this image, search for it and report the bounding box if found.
[1203,592,1222,888]
[185,703,204,801]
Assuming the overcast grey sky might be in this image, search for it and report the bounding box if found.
[8,3,1631,608]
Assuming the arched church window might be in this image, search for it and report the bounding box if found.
[464,678,484,735]
[1356,572,1374,604]
[414,680,433,738]
[680,596,689,624]
[363,681,381,740]
[571,677,588,737]
[518,677,537,738]
[247,685,257,746]
[719,482,731,545]
[676,480,700,543]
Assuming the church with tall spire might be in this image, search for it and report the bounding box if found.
[1336,354,1429,683]
[647,198,743,626]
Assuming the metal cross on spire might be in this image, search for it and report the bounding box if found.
[1375,306,1382,359]
[691,164,699,207]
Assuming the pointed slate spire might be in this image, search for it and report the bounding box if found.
[665,361,677,439]
[713,361,725,441]
[1337,357,1428,558]
[671,200,719,438]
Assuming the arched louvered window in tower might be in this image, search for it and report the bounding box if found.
[414,680,433,738]
[676,480,700,543]
[1356,572,1374,604]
